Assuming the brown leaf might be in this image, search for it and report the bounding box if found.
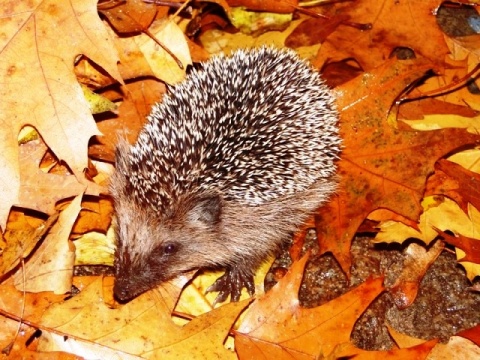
[227,0,297,13]
[0,0,121,229]
[435,228,480,264]
[0,283,66,324]
[285,16,345,48]
[434,159,480,213]
[16,140,102,216]
[236,254,384,358]
[315,58,480,275]
[99,0,157,33]
[314,0,449,71]
[390,241,445,309]
[0,318,81,359]
[12,195,81,294]
[71,197,113,234]
[398,98,479,120]
[0,210,57,279]
[91,79,166,162]
[108,19,191,84]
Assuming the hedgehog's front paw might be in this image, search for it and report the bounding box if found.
[207,267,255,305]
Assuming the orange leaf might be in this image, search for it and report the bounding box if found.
[458,324,480,347]
[314,0,449,70]
[435,159,480,214]
[16,140,101,216]
[338,339,438,360]
[99,0,157,34]
[316,58,480,275]
[236,254,384,358]
[435,228,480,264]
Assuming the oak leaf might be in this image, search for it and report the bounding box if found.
[39,276,245,359]
[17,140,101,216]
[0,0,122,229]
[236,254,384,358]
[435,228,480,264]
[314,0,449,70]
[12,194,81,294]
[375,198,480,280]
[315,58,480,275]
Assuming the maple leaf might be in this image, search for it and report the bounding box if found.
[0,0,122,229]
[315,58,480,275]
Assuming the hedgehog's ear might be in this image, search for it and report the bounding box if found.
[186,193,222,227]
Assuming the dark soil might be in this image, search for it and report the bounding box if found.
[265,231,480,350]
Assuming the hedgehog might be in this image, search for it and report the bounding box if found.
[110,46,341,303]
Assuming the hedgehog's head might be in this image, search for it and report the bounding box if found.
[110,141,225,302]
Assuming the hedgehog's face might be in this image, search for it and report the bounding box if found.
[112,192,224,302]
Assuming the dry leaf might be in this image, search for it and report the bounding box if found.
[435,229,480,264]
[40,276,246,359]
[17,140,101,216]
[375,199,480,280]
[0,210,56,278]
[236,255,385,358]
[315,58,480,275]
[91,79,166,162]
[12,195,82,294]
[0,0,122,228]
[390,241,445,309]
[314,0,449,70]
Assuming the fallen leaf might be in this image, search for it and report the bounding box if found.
[390,241,445,309]
[12,195,81,294]
[91,79,166,162]
[338,339,438,360]
[236,254,385,358]
[99,0,157,34]
[314,0,449,70]
[0,210,57,278]
[40,276,246,359]
[316,58,480,275]
[427,336,480,360]
[135,19,192,84]
[16,140,101,216]
[0,0,122,228]
[434,159,480,213]
[458,324,480,346]
[434,229,480,264]
[375,198,480,280]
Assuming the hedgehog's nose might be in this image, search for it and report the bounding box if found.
[113,280,132,303]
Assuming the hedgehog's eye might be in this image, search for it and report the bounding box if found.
[163,243,177,255]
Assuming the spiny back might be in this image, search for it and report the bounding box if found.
[122,47,341,211]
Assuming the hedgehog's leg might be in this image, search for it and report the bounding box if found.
[207,267,255,304]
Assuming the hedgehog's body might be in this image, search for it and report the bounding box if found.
[111,47,341,302]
